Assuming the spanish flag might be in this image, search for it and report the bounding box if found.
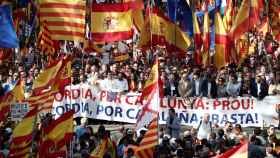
[138,8,191,56]
[90,138,116,158]
[0,92,13,122]
[37,21,56,55]
[270,0,280,41]
[136,58,159,130]
[11,80,25,102]
[193,13,202,51]
[91,3,133,42]
[83,40,103,53]
[258,17,269,36]
[39,0,86,41]
[32,58,63,95]
[11,107,38,145]
[123,0,144,32]
[230,0,263,40]
[202,5,210,66]
[214,12,229,69]
[43,109,74,149]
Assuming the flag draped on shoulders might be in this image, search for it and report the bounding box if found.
[39,0,86,41]
[90,137,116,158]
[214,12,229,69]
[138,8,191,57]
[229,0,263,40]
[136,58,159,130]
[0,5,19,48]
[91,3,134,42]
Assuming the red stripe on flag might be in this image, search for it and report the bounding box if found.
[51,30,84,37]
[46,21,85,28]
[39,12,85,19]
[40,3,85,10]
[91,30,133,42]
[215,35,228,45]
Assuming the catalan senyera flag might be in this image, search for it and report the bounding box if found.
[136,58,159,130]
[43,109,74,149]
[27,89,58,112]
[126,117,158,158]
[258,17,269,36]
[213,142,248,158]
[9,140,31,158]
[193,13,202,51]
[229,0,263,40]
[138,8,191,56]
[39,0,85,41]
[37,22,55,55]
[32,58,63,95]
[214,12,229,69]
[91,3,133,42]
[83,40,103,53]
[223,0,235,32]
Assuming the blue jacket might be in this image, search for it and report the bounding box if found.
[166,116,181,138]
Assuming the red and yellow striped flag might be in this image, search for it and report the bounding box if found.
[123,0,144,32]
[11,80,25,102]
[258,17,270,36]
[202,4,210,66]
[9,107,38,158]
[90,138,116,158]
[136,58,159,130]
[27,89,58,112]
[0,92,13,122]
[230,0,263,40]
[43,109,74,149]
[138,8,191,56]
[39,0,85,41]
[32,58,63,95]
[213,142,248,158]
[270,0,280,41]
[126,117,158,158]
[223,0,235,32]
[37,22,55,55]
[91,3,133,42]
[214,12,229,69]
[83,40,103,53]
[193,13,202,50]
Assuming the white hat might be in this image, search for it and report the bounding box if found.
[183,130,191,137]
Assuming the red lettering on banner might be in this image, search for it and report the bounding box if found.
[222,100,230,110]
[196,98,204,109]
[168,97,176,108]
[213,99,220,110]
[125,96,133,105]
[100,91,106,101]
[65,89,71,100]
[241,99,250,109]
[135,96,143,105]
[160,98,166,108]
[85,89,93,100]
[177,99,187,110]
[231,100,240,110]
[71,89,80,99]
[114,94,121,104]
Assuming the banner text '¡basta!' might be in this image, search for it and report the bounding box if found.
[53,89,193,110]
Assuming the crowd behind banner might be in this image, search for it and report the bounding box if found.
[0,0,280,157]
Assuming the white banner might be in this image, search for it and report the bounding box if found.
[52,84,280,127]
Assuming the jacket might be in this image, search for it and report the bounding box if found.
[166,116,181,138]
